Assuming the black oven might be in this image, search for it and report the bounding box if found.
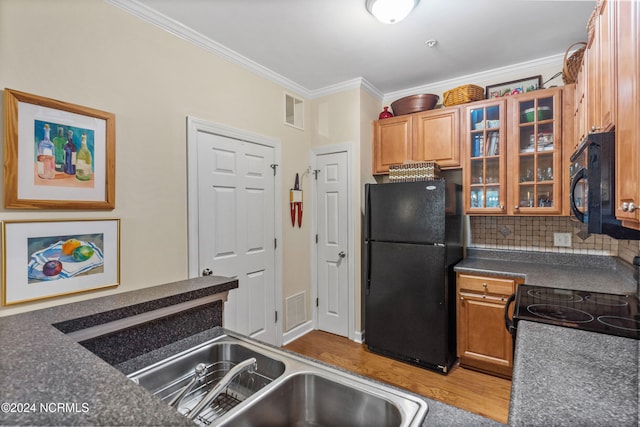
[505,284,640,340]
[569,131,640,239]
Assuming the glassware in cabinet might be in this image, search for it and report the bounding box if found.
[510,89,562,214]
[464,101,506,213]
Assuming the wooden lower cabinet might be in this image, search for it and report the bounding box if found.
[456,273,523,378]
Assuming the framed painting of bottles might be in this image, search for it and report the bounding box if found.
[1,218,120,305]
[3,88,115,209]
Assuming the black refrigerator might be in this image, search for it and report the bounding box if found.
[364,173,463,374]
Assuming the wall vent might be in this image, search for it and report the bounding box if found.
[284,93,304,130]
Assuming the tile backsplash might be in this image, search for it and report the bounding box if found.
[469,216,640,264]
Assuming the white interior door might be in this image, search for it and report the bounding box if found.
[315,150,349,337]
[192,122,278,345]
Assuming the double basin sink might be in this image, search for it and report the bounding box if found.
[128,332,428,426]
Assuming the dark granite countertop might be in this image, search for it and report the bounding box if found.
[455,249,639,426]
[455,249,637,294]
[0,274,501,426]
[509,321,639,427]
[0,276,237,426]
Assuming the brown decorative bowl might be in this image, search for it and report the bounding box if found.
[390,94,439,116]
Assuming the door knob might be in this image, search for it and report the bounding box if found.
[338,251,346,258]
[621,202,637,212]
[202,268,213,276]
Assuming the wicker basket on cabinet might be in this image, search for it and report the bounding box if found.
[442,85,485,106]
[562,42,587,84]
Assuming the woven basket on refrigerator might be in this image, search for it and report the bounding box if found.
[389,161,441,182]
[442,85,485,106]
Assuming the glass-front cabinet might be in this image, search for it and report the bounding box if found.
[508,88,563,215]
[463,87,564,215]
[463,100,507,214]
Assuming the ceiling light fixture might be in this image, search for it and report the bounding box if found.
[365,0,420,24]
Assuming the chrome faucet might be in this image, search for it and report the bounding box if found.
[168,363,208,408]
[187,357,257,420]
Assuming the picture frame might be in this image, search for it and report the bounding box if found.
[3,88,116,209]
[485,75,542,99]
[2,218,120,305]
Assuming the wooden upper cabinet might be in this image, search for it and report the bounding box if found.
[461,87,567,216]
[587,0,616,133]
[412,107,460,168]
[372,107,461,175]
[615,0,640,228]
[507,88,564,216]
[574,59,588,149]
[462,99,508,215]
[372,115,413,175]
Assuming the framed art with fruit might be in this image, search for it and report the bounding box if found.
[485,75,542,99]
[2,218,120,305]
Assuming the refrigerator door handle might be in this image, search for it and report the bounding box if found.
[364,241,371,295]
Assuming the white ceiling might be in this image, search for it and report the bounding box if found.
[123,0,595,97]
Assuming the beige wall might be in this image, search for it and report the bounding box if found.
[307,88,381,332]
[0,0,312,318]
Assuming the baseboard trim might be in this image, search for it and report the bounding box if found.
[282,320,314,346]
[283,323,366,346]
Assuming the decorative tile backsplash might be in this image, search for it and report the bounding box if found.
[469,216,640,264]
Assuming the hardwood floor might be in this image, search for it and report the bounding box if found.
[284,330,511,424]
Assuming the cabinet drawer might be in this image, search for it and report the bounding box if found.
[457,274,515,295]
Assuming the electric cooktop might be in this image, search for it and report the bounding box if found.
[511,284,640,340]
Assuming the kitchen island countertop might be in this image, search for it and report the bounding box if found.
[509,321,638,426]
[0,276,237,426]
[0,275,502,427]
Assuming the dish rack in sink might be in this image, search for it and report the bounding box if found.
[153,359,273,426]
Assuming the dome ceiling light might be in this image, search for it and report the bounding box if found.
[365,0,420,24]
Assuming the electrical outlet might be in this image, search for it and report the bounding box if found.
[553,232,572,247]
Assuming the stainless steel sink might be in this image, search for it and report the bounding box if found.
[217,372,417,427]
[128,333,428,427]
[128,338,285,424]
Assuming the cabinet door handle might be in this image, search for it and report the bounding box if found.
[504,293,516,336]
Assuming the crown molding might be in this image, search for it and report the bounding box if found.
[105,0,312,98]
[105,0,564,103]
[309,77,384,100]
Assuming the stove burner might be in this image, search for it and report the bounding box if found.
[584,294,629,307]
[526,304,594,323]
[597,316,640,332]
[527,288,584,303]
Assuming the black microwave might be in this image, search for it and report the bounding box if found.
[569,131,640,240]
